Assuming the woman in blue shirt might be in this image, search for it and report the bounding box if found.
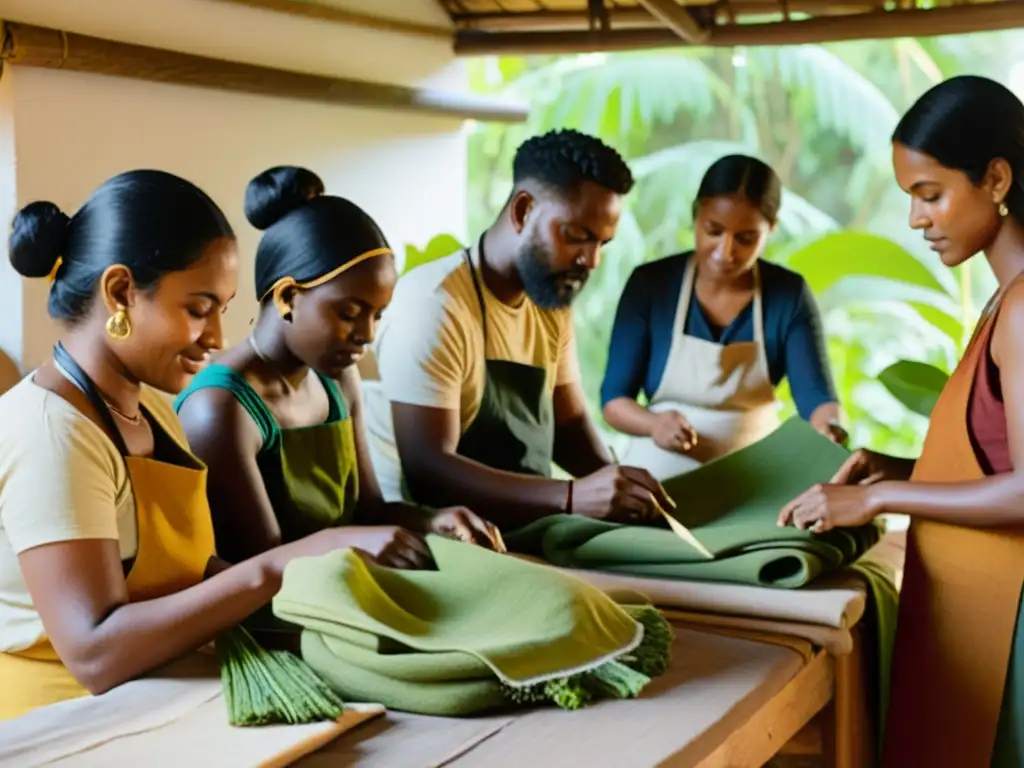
[602,155,844,479]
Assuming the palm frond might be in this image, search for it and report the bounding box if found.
[753,46,899,154]
[631,140,840,239]
[504,53,752,143]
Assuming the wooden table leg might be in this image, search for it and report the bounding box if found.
[821,625,877,768]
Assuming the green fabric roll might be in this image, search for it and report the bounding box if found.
[272,534,661,715]
[505,417,898,756]
[506,418,881,588]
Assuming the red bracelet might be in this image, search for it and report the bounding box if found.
[565,480,574,514]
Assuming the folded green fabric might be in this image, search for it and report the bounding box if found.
[505,417,897,756]
[273,535,672,715]
[849,557,898,747]
[506,418,881,589]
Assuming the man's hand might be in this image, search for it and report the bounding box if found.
[572,465,676,524]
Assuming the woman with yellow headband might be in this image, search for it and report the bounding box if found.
[176,166,503,570]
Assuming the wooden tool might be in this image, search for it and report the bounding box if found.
[609,446,715,560]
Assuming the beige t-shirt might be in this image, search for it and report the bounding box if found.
[364,240,580,501]
[0,375,185,653]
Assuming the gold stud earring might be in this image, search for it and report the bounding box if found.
[999,202,1009,218]
[105,305,132,340]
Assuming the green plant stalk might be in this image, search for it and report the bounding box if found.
[217,626,346,727]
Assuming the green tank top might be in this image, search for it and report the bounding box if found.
[175,364,359,545]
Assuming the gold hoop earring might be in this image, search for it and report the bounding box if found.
[105,306,132,340]
[999,202,1009,218]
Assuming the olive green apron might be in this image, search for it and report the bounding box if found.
[175,365,359,541]
[452,247,556,501]
[176,365,360,638]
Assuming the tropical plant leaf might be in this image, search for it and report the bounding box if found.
[754,46,899,154]
[507,52,750,144]
[878,360,949,418]
[786,231,946,295]
[816,275,958,325]
[403,234,465,275]
[631,140,840,238]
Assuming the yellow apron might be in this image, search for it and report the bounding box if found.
[0,345,215,721]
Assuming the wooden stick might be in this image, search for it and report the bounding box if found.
[208,0,451,40]
[454,3,1024,55]
[0,22,528,124]
[637,0,710,44]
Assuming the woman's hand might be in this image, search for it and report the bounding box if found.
[651,410,698,454]
[777,483,884,532]
[809,404,848,446]
[325,526,434,569]
[429,507,507,552]
[816,420,849,446]
[831,448,905,486]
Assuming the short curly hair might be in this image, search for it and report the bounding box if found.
[512,129,634,197]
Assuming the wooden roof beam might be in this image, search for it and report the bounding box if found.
[0,22,528,124]
[636,0,710,44]
[452,4,877,31]
[454,3,1024,55]
[208,0,451,40]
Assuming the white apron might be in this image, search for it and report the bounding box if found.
[620,257,781,480]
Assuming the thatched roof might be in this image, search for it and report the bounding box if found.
[439,0,1024,55]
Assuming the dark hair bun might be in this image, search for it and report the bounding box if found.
[244,166,325,231]
[10,201,71,278]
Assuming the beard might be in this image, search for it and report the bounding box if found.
[516,241,589,310]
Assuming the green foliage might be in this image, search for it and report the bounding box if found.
[878,361,949,419]
[403,234,465,275]
[452,33,1021,457]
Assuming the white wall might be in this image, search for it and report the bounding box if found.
[0,0,468,370]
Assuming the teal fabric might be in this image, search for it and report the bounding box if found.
[174,364,347,454]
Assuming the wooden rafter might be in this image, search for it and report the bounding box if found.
[636,0,709,44]
[453,2,1024,56]
[0,22,528,123]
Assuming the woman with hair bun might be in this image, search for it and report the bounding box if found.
[176,166,503,568]
[0,170,396,719]
[781,75,1024,767]
[601,154,843,480]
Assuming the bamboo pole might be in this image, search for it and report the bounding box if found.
[0,22,528,123]
[453,2,1024,55]
[208,0,451,40]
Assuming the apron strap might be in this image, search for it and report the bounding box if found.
[751,262,770,374]
[463,239,490,355]
[53,342,130,458]
[676,255,698,336]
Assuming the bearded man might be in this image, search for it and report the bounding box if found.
[364,129,672,530]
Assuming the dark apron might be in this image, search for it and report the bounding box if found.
[455,246,556,482]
